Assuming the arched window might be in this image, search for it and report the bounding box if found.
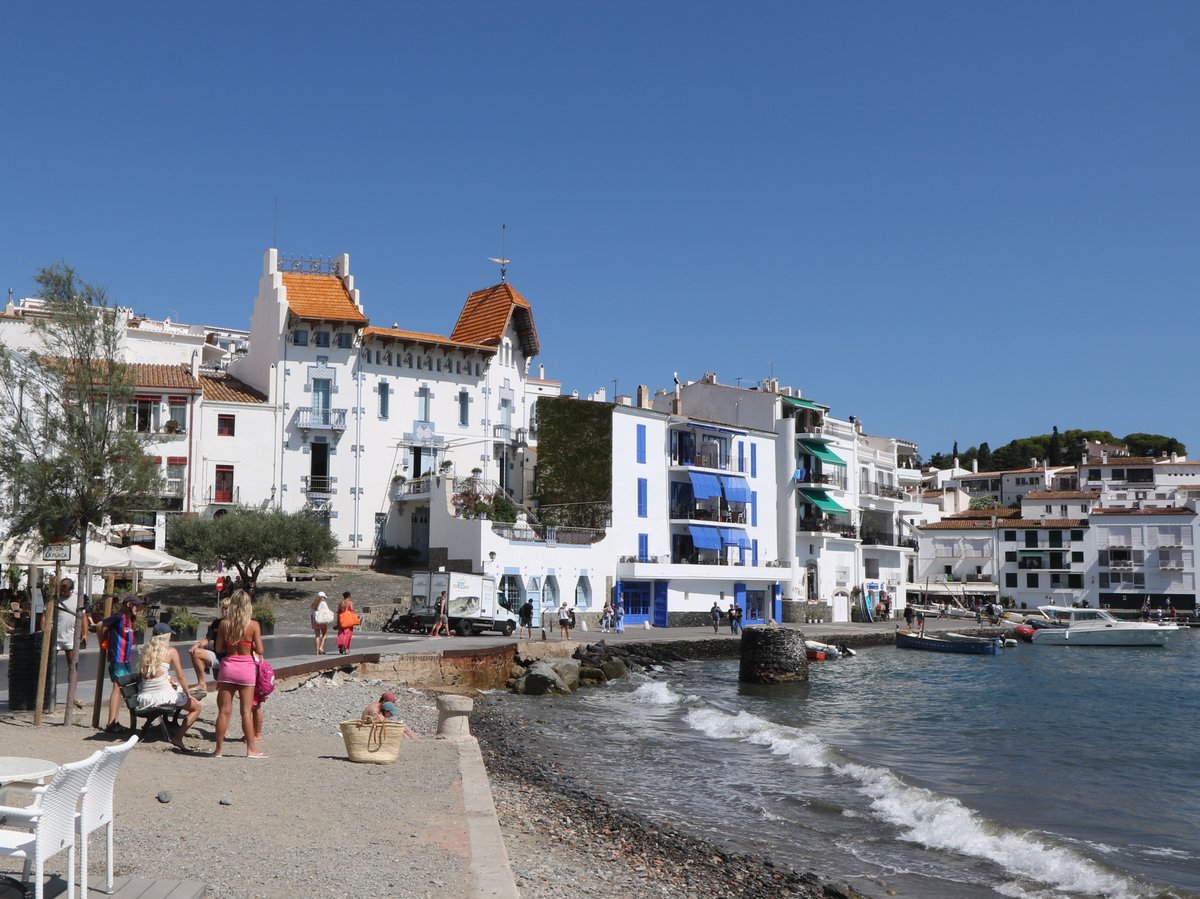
[499,575,522,610]
[543,575,559,610]
[574,577,592,609]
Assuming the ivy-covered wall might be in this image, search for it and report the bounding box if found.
[534,396,613,525]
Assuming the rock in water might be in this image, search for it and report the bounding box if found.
[738,626,809,683]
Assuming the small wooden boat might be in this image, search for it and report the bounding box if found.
[895,629,1002,655]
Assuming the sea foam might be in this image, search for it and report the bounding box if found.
[683,706,1148,899]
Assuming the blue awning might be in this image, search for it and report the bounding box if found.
[687,422,747,436]
[721,528,750,548]
[719,475,751,503]
[688,471,722,499]
[688,525,723,550]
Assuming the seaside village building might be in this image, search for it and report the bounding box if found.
[4,249,1196,623]
[914,451,1200,615]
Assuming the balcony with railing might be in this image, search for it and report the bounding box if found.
[302,475,337,495]
[860,480,907,501]
[489,522,606,545]
[207,485,239,504]
[670,504,747,525]
[296,407,347,432]
[794,469,848,490]
[493,424,514,443]
[798,517,858,539]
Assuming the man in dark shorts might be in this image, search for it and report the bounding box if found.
[99,595,144,733]
[518,598,534,639]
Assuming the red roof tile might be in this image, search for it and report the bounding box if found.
[282,273,367,324]
[129,363,201,391]
[450,283,539,358]
[362,326,495,353]
[1092,506,1191,516]
[1023,491,1100,500]
[199,373,268,404]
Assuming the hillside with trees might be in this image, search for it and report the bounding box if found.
[926,428,1186,472]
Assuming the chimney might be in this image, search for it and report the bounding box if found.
[1101,451,1108,464]
[190,350,200,380]
[1171,452,1178,463]
[972,458,978,473]
[636,385,650,409]
[538,364,545,379]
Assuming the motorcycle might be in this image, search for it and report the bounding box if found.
[381,608,423,634]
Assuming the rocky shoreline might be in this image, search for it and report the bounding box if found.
[473,693,868,899]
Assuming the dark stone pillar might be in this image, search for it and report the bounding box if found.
[738,626,809,683]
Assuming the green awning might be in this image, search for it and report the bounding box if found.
[798,439,846,466]
[798,489,847,514]
[782,396,825,412]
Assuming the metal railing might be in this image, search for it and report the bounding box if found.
[208,486,239,504]
[489,522,606,545]
[296,407,347,430]
[794,470,848,490]
[163,480,184,498]
[493,424,514,442]
[798,517,858,539]
[302,475,337,494]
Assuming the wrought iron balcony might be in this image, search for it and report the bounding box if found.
[296,407,347,431]
[301,475,337,495]
[207,486,239,504]
[798,517,858,539]
[794,469,847,490]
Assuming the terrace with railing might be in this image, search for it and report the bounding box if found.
[798,517,858,539]
[296,407,347,431]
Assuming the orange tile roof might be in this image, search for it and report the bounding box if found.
[129,363,201,391]
[199,372,268,404]
[361,326,495,353]
[951,508,1021,518]
[920,517,1089,531]
[450,283,539,358]
[282,273,367,324]
[1023,491,1100,500]
[920,519,996,530]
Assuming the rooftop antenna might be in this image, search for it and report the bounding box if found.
[488,223,509,282]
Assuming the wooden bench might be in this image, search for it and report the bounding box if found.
[115,673,187,743]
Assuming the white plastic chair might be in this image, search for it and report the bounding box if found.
[0,751,101,899]
[78,734,139,896]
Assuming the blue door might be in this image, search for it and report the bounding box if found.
[652,581,669,628]
[621,581,651,626]
[744,588,766,624]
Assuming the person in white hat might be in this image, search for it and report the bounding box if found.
[310,591,334,654]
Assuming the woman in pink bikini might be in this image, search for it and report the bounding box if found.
[214,590,267,758]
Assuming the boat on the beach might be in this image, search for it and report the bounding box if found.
[1030,605,1180,647]
[804,639,854,661]
[895,629,1002,655]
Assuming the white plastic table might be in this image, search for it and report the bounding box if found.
[0,758,59,897]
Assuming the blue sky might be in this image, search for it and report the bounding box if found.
[3,2,1198,461]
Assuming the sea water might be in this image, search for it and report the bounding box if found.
[506,631,1200,898]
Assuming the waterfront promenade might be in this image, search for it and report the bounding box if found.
[0,617,964,898]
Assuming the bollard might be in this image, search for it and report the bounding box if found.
[739,626,810,684]
[435,694,474,739]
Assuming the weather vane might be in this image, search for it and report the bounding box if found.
[488,223,509,282]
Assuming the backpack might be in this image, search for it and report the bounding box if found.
[254,659,276,703]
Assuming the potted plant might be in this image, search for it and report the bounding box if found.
[169,606,201,641]
[252,595,277,636]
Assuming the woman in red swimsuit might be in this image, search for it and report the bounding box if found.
[214,590,267,758]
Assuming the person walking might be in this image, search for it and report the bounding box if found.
[903,604,916,630]
[710,600,722,634]
[518,598,534,639]
[213,590,267,758]
[54,577,90,707]
[613,601,625,633]
[429,591,451,638]
[728,601,739,635]
[99,595,143,733]
[336,591,359,653]
[600,600,614,633]
[557,601,572,640]
[310,591,334,654]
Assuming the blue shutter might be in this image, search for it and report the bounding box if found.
[739,543,746,565]
[636,424,646,464]
[738,441,745,473]
[750,444,757,478]
[751,490,758,527]
[752,539,759,566]
[637,478,648,518]
[638,533,649,562]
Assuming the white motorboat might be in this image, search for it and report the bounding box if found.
[1031,605,1180,647]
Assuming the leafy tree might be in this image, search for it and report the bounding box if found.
[1048,426,1063,466]
[167,508,338,587]
[976,442,992,470]
[1123,433,1186,458]
[969,496,1003,510]
[0,263,162,720]
[534,396,613,527]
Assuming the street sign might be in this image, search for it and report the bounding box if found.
[42,544,72,562]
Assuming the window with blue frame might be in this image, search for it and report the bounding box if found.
[751,490,758,526]
[638,533,648,562]
[751,444,757,478]
[738,441,744,473]
[752,538,759,566]
[636,424,646,464]
[637,478,648,518]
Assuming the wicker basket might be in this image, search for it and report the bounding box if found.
[339,719,405,765]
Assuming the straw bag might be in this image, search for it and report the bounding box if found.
[340,719,405,764]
